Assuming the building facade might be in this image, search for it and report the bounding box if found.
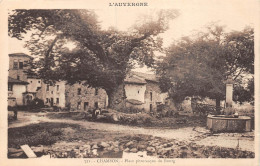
[38,81,108,111]
[8,77,28,106]
[124,71,168,112]
[8,53,32,82]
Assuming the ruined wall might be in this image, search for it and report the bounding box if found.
[65,83,108,111]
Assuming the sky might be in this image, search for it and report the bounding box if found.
[8,0,257,72]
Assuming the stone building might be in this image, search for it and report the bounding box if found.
[65,83,108,111]
[8,53,42,106]
[124,71,168,112]
[8,53,32,82]
[38,81,108,111]
[8,77,29,106]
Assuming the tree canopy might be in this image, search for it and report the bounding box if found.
[9,9,178,109]
[156,25,254,107]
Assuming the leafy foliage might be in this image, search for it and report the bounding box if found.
[9,9,178,108]
[156,25,254,106]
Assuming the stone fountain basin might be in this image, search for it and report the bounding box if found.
[207,115,251,132]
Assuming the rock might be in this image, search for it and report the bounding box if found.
[163,143,169,148]
[180,146,188,150]
[137,144,146,150]
[92,144,99,149]
[66,148,72,152]
[124,148,130,152]
[31,146,44,153]
[146,147,156,153]
[158,147,173,155]
[8,148,23,153]
[83,144,91,149]
[113,148,120,152]
[99,142,110,148]
[125,141,134,147]
[130,148,138,153]
[9,152,25,158]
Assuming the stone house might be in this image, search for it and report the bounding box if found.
[124,71,168,113]
[38,81,108,111]
[8,53,32,82]
[38,71,167,112]
[8,53,42,106]
[8,77,29,106]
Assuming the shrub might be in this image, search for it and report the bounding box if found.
[223,107,237,115]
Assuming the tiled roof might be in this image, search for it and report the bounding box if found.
[124,74,147,84]
[9,53,32,59]
[131,71,158,82]
[8,77,29,84]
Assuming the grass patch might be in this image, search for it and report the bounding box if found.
[8,122,123,148]
[8,123,81,148]
[47,112,206,129]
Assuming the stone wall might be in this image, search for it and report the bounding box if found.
[40,81,66,108]
[8,56,31,82]
[65,83,108,111]
[144,81,166,112]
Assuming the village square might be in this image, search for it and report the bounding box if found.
[5,2,255,160]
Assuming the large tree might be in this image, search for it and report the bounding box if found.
[156,26,254,113]
[9,9,178,110]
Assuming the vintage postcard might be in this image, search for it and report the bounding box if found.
[0,0,259,165]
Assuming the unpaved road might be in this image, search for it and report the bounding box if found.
[8,111,254,152]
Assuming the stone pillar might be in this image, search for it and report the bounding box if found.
[225,76,234,108]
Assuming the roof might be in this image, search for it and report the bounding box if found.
[8,77,29,85]
[9,53,32,59]
[124,74,147,84]
[124,71,158,84]
[131,71,158,82]
[126,99,144,105]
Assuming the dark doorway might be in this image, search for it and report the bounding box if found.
[50,98,54,106]
[94,102,98,109]
[84,102,89,110]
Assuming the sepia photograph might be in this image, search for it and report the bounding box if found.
[0,0,259,165]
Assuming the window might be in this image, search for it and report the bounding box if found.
[56,98,59,104]
[57,85,59,91]
[46,98,49,103]
[13,61,18,69]
[30,81,33,83]
[77,88,81,95]
[95,88,98,95]
[8,84,13,91]
[138,90,139,94]
[19,62,23,69]
[38,80,41,83]
[77,102,81,109]
[150,92,153,101]
[17,76,20,80]
[150,104,153,112]
[46,85,49,91]
[24,61,28,66]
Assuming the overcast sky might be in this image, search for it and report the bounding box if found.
[8,0,257,72]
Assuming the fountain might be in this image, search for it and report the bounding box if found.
[207,76,251,132]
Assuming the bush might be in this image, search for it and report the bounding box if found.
[223,107,237,115]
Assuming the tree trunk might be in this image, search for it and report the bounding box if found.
[106,84,126,111]
[216,98,221,114]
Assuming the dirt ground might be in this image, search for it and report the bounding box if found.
[8,111,254,152]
